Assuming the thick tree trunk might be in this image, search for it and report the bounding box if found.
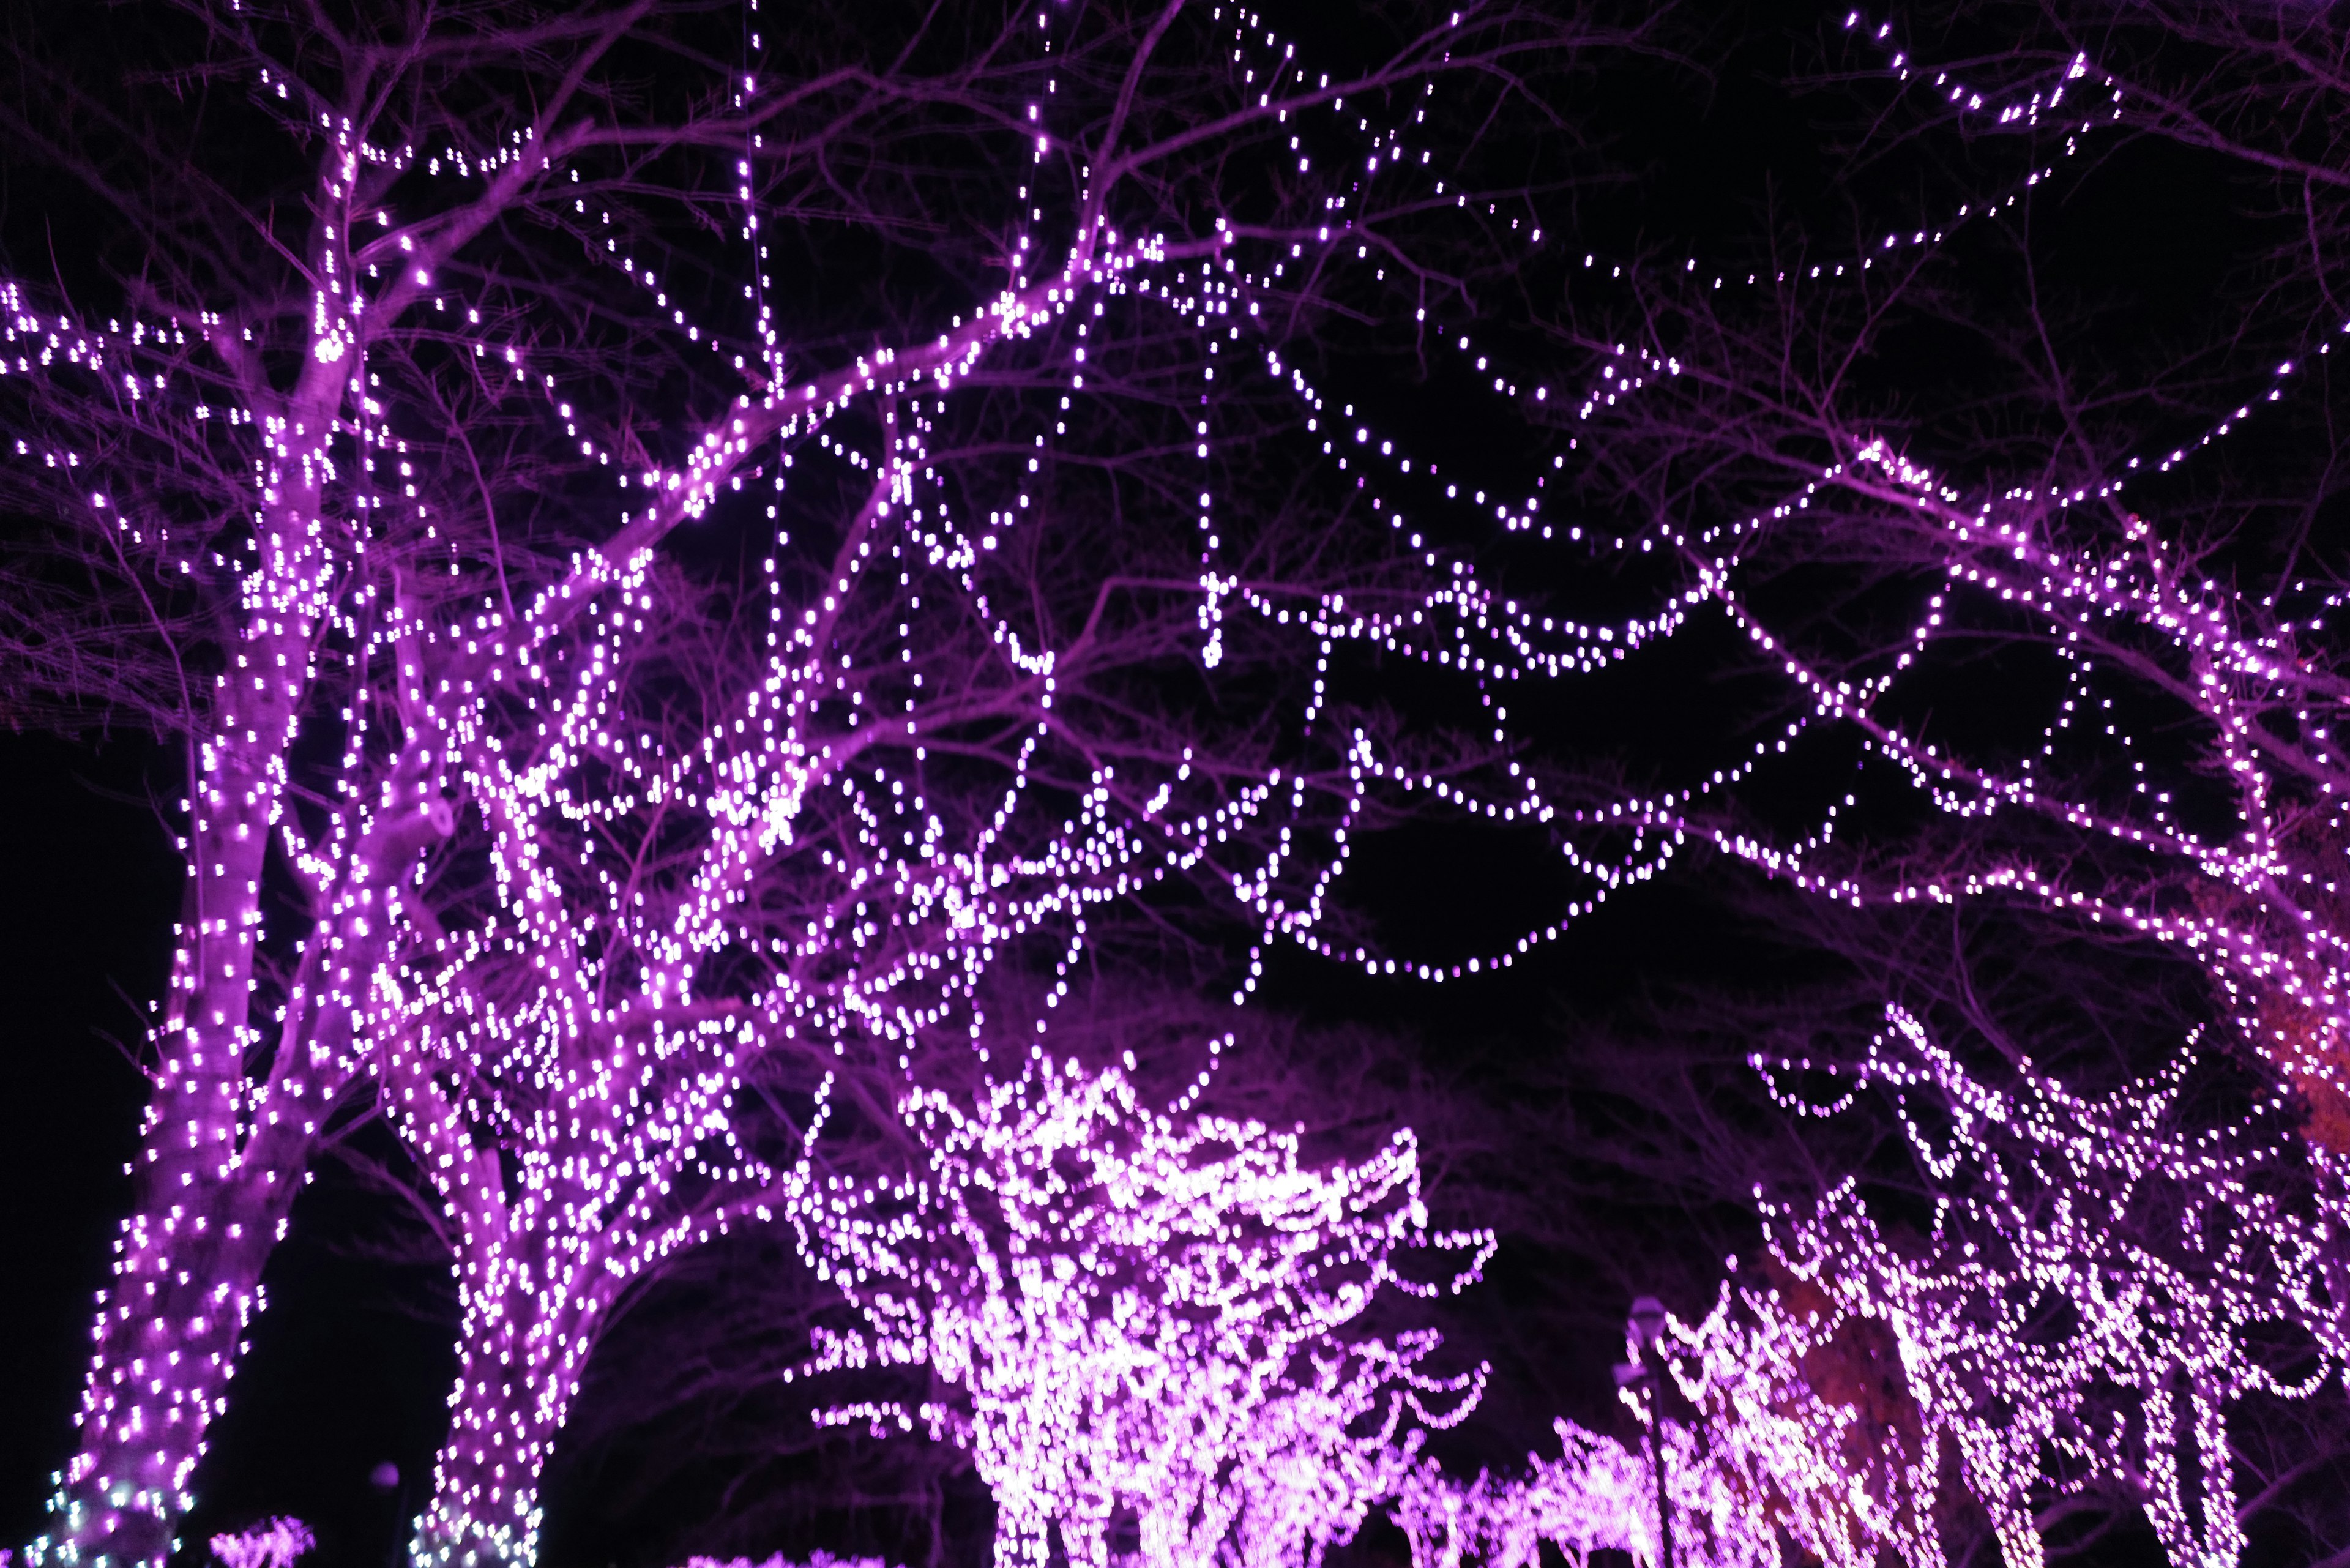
[43,1111,315,1568]
[36,398,344,1566]
[39,726,318,1568]
[411,1228,605,1568]
[395,1043,614,1568]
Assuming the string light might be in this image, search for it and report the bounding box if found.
[1401,1003,2350,1568]
[1750,1006,2344,1567]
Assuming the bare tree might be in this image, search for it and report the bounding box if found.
[1526,0,2350,1129]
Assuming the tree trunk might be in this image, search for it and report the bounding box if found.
[37,408,343,1566]
[411,1223,606,1568]
[398,1048,616,1568]
[45,1110,315,1568]
[40,725,319,1567]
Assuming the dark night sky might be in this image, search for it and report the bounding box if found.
[2,737,167,1531]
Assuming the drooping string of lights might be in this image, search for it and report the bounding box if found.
[1608,422,2350,1136]
[915,10,2209,1006]
[1239,0,2350,1099]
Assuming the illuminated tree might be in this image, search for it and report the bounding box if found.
[781,1052,1493,1568]
[1750,1006,2350,1567]
[0,0,1635,1564]
[540,985,1521,1568]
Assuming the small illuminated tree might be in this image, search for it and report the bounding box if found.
[1739,1004,2350,1568]
[781,1052,1493,1568]
[207,1518,314,1568]
[1388,998,2350,1568]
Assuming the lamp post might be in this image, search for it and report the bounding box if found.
[1613,1296,1675,1568]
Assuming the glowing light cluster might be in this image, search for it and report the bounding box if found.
[206,1520,313,1568]
[783,1055,1494,1568]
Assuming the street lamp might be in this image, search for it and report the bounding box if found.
[1613,1296,1674,1568]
